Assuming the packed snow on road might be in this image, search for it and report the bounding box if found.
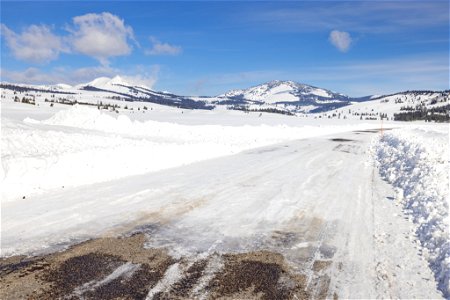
[1,99,449,299]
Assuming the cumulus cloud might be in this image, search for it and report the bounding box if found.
[145,37,182,56]
[329,30,352,52]
[1,12,136,65]
[68,12,135,65]
[0,24,67,63]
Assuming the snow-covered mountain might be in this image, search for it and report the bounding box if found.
[215,80,352,113]
[1,77,448,120]
[79,75,174,99]
[78,75,150,92]
[1,76,213,110]
[221,80,348,103]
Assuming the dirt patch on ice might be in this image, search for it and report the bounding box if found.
[329,138,356,142]
[0,233,173,299]
[1,233,335,299]
[169,259,209,297]
[313,260,332,272]
[353,128,394,134]
[207,251,310,300]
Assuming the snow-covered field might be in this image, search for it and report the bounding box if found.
[1,99,449,298]
[2,102,378,202]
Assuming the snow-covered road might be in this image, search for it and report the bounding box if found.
[2,128,442,298]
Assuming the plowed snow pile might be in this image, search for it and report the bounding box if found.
[374,127,449,298]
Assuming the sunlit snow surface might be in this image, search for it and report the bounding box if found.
[1,99,448,298]
[2,104,376,202]
[374,127,450,297]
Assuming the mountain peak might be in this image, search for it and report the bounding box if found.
[85,77,111,87]
[266,79,295,85]
[263,80,316,89]
[221,80,349,104]
[83,75,134,89]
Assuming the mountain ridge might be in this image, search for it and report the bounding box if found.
[1,78,447,118]
[220,80,349,102]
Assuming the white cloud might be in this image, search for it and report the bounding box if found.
[145,37,182,56]
[0,65,159,89]
[329,30,352,52]
[0,24,66,64]
[0,66,115,85]
[120,74,157,89]
[1,12,136,65]
[1,67,64,84]
[119,65,160,88]
[68,12,135,65]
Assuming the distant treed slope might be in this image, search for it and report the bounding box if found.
[1,79,214,110]
[1,79,448,121]
[328,90,449,122]
[394,104,449,122]
[0,83,76,95]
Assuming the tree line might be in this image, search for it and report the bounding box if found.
[394,105,449,122]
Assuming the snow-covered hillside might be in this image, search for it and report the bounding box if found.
[1,76,212,110]
[331,91,449,121]
[217,80,351,113]
[1,78,448,119]
[78,75,173,100]
[221,80,347,103]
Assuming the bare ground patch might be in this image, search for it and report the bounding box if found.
[1,232,336,300]
[206,251,310,300]
[0,233,174,300]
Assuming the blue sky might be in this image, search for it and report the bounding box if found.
[1,1,448,96]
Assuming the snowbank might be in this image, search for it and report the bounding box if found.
[2,105,374,202]
[373,127,449,298]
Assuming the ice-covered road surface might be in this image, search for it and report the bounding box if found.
[2,129,442,298]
